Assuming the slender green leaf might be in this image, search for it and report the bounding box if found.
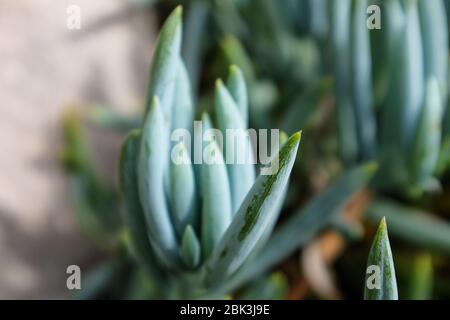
[206,132,301,285]
[182,0,210,97]
[218,163,377,293]
[220,36,255,81]
[201,140,233,259]
[308,0,329,41]
[351,0,376,160]
[227,65,248,127]
[170,142,198,236]
[138,97,179,268]
[330,0,358,165]
[180,225,201,269]
[400,0,424,150]
[194,112,214,192]
[364,217,398,300]
[379,0,423,188]
[418,0,448,98]
[171,60,194,134]
[215,79,255,213]
[119,129,165,282]
[410,78,443,189]
[368,199,450,255]
[146,6,183,124]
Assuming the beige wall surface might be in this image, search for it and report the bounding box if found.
[0,0,155,298]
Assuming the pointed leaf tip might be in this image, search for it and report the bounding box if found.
[180,225,201,269]
[174,5,183,17]
[216,78,225,89]
[291,131,302,144]
[150,96,160,108]
[206,131,301,283]
[229,64,241,75]
[379,216,387,231]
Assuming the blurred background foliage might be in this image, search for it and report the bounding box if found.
[61,0,450,299]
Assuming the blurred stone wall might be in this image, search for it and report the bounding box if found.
[0,0,155,298]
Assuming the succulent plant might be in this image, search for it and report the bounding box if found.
[331,0,449,196]
[118,6,302,297]
[61,0,450,299]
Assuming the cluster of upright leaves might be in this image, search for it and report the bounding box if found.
[166,0,324,130]
[330,0,449,195]
[154,0,450,196]
[118,7,302,294]
[364,217,398,300]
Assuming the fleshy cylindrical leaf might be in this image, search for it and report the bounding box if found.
[215,79,255,213]
[180,225,201,269]
[380,0,423,188]
[400,0,424,150]
[118,129,165,282]
[214,163,377,295]
[364,217,398,300]
[308,0,329,41]
[138,97,179,268]
[171,60,194,133]
[194,112,214,193]
[350,0,376,160]
[226,65,248,127]
[368,199,450,255]
[146,6,183,125]
[418,0,448,98]
[201,140,233,259]
[206,132,301,285]
[410,78,443,189]
[170,142,198,236]
[330,0,358,165]
[220,36,255,81]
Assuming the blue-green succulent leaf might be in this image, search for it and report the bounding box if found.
[364,217,398,300]
[308,0,329,41]
[118,129,165,282]
[146,6,183,125]
[226,65,248,127]
[215,79,255,213]
[138,97,179,268]
[201,140,233,259]
[375,0,405,106]
[206,132,301,285]
[350,0,376,160]
[171,59,194,133]
[330,0,358,165]
[379,0,423,187]
[400,0,424,150]
[182,0,210,96]
[368,199,450,255]
[180,225,201,269]
[220,36,255,80]
[218,163,377,294]
[418,0,448,98]
[170,142,198,236]
[193,112,214,193]
[410,78,443,189]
